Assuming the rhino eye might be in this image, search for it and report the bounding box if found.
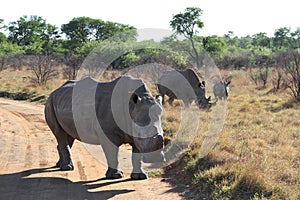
[131,93,140,104]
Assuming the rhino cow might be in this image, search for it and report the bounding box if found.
[157,69,212,108]
[45,76,165,180]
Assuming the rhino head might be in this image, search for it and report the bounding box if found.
[195,81,217,108]
[129,93,165,163]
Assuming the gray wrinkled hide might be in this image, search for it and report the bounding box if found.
[157,69,209,107]
[213,81,230,100]
[45,76,164,179]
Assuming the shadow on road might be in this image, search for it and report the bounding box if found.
[0,167,134,200]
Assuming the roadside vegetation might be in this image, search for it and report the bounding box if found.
[1,67,299,199]
[1,7,300,200]
[164,70,300,199]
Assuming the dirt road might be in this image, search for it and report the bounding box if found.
[0,98,183,200]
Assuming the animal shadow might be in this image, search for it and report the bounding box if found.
[0,167,134,200]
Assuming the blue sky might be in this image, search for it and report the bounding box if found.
[1,0,299,37]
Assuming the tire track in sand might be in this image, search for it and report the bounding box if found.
[0,98,184,200]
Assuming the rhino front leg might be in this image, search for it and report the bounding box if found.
[101,140,123,179]
[131,151,147,180]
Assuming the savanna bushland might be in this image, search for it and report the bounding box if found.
[0,7,299,199]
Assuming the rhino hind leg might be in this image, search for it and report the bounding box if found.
[55,134,75,171]
[67,135,75,148]
[45,99,75,171]
[56,144,74,171]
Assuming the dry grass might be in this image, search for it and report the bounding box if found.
[0,67,66,99]
[166,69,300,199]
[1,67,299,199]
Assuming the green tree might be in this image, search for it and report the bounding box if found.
[170,7,204,67]
[251,32,271,48]
[0,19,4,27]
[61,17,136,53]
[61,17,95,44]
[238,35,252,49]
[7,15,59,54]
[223,31,239,46]
[0,19,7,43]
[0,41,23,55]
[91,21,135,41]
[0,32,6,43]
[0,42,24,71]
[202,35,226,59]
[273,27,291,50]
[290,27,300,49]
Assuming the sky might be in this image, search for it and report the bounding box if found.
[1,0,300,37]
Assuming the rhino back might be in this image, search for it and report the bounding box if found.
[180,69,200,90]
[158,70,196,100]
[46,76,147,146]
[47,78,104,144]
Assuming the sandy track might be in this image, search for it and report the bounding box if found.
[0,98,183,200]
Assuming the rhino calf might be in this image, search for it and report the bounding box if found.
[45,76,165,180]
[213,80,231,100]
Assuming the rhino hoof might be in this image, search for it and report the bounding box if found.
[55,160,61,168]
[131,172,148,180]
[105,167,123,179]
[61,164,74,171]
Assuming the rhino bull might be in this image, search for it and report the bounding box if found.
[45,76,165,180]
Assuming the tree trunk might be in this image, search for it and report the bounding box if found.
[189,38,201,68]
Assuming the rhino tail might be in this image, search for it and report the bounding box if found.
[44,96,64,136]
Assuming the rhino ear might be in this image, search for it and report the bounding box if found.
[155,94,163,105]
[131,93,141,104]
[199,81,205,88]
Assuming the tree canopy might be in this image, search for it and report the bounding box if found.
[170,7,205,67]
[0,13,300,70]
[7,15,60,54]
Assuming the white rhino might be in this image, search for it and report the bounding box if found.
[45,76,165,180]
[157,69,213,108]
